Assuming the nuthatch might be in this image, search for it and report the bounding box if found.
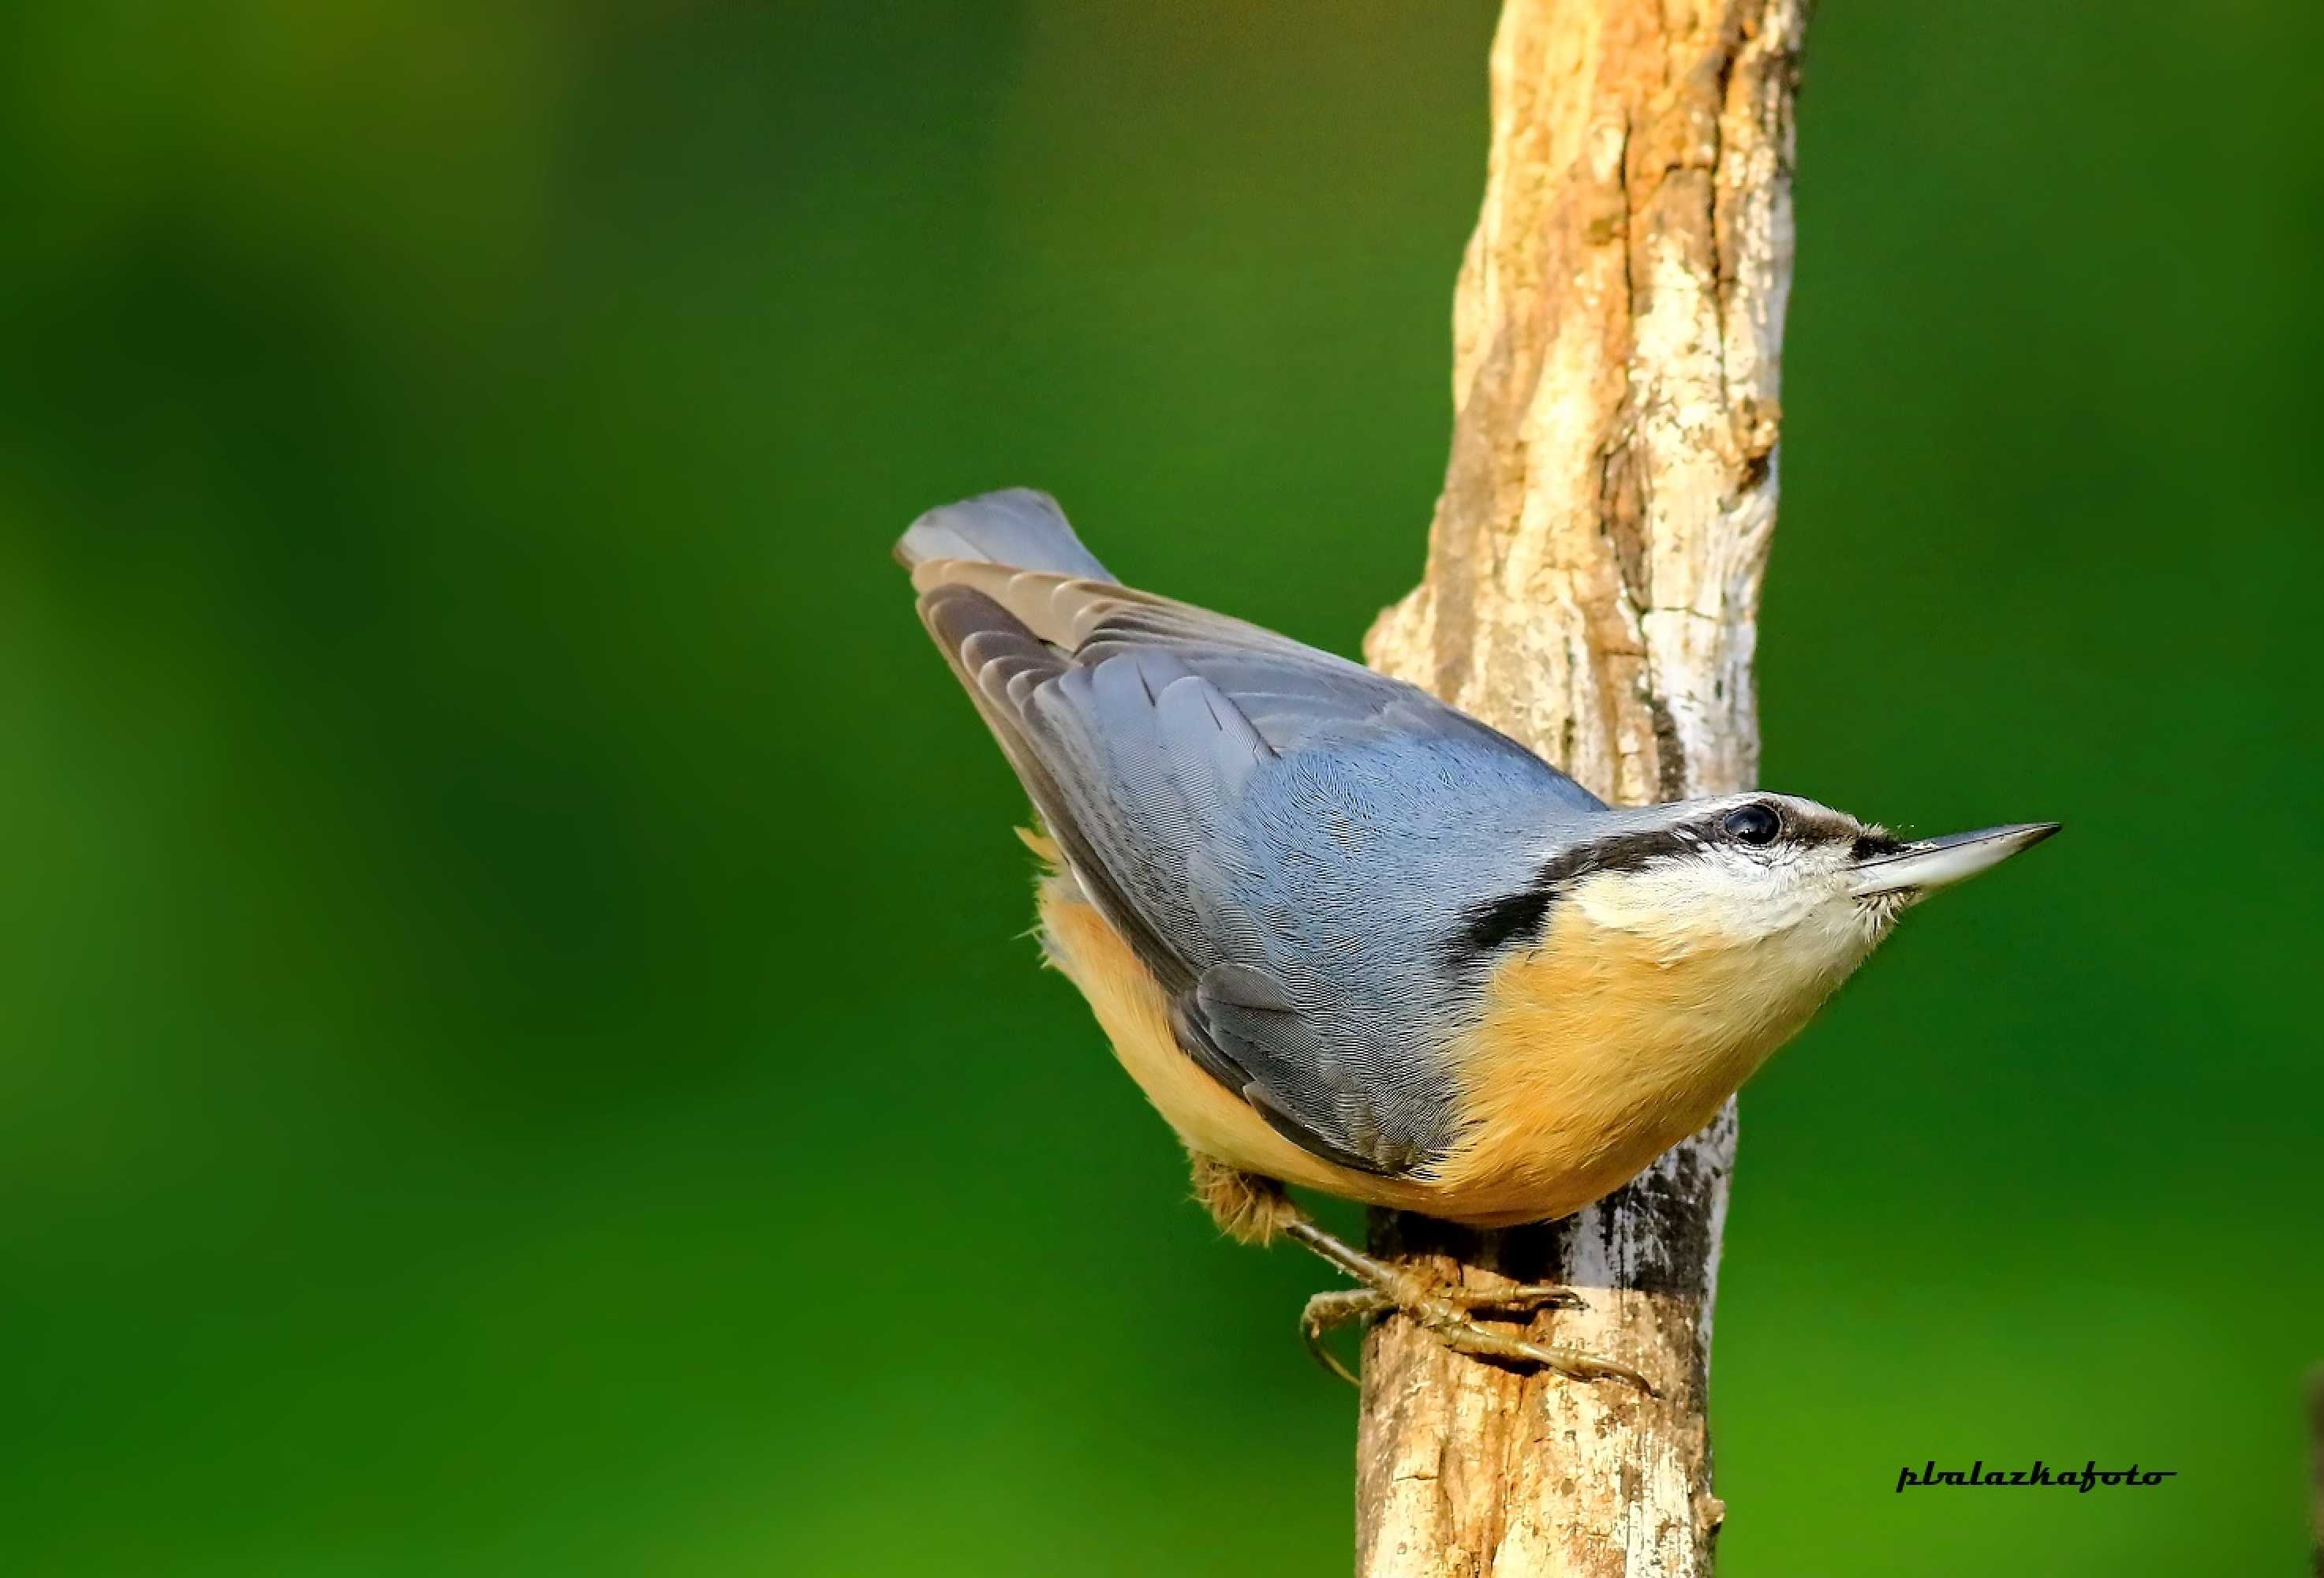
[899,488,2055,1389]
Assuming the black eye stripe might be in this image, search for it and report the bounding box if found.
[1443,887,1554,967]
[1471,803,1869,959]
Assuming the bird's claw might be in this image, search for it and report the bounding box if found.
[1448,1281,1588,1314]
[1296,1266,1653,1395]
[1299,1289,1383,1385]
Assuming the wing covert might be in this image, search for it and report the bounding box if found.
[906,499,1601,1176]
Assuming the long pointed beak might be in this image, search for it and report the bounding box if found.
[1848,822,2060,898]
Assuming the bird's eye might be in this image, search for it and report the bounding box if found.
[1722,803,1782,846]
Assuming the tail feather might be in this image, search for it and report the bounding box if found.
[893,488,1116,582]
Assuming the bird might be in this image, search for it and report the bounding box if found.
[897,487,2055,1390]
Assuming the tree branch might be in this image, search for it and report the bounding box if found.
[1354,0,1805,1571]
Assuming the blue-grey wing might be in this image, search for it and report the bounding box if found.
[904,492,1597,1173]
[910,549,1598,798]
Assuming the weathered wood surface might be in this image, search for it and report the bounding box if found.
[1354,0,1807,1571]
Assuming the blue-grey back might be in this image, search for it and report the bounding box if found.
[901,489,1605,1174]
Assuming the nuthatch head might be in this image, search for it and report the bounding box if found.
[897,488,2057,1256]
[1525,792,2057,997]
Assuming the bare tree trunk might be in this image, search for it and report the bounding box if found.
[1354,0,1806,1572]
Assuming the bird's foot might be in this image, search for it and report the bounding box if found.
[1179,1157,1653,1393]
[1284,1219,1654,1395]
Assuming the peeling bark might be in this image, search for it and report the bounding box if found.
[1354,0,1806,1571]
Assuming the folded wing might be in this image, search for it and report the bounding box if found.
[904,490,1601,1174]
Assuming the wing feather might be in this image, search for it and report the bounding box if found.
[905,495,1599,1174]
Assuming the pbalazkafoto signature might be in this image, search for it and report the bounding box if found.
[1896,1460,2176,1494]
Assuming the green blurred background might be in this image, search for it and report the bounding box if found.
[3,1,2318,1572]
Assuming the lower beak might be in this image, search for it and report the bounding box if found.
[1848,822,2060,898]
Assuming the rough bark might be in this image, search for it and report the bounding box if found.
[1353,0,1806,1572]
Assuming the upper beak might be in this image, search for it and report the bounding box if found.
[1848,822,2060,898]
